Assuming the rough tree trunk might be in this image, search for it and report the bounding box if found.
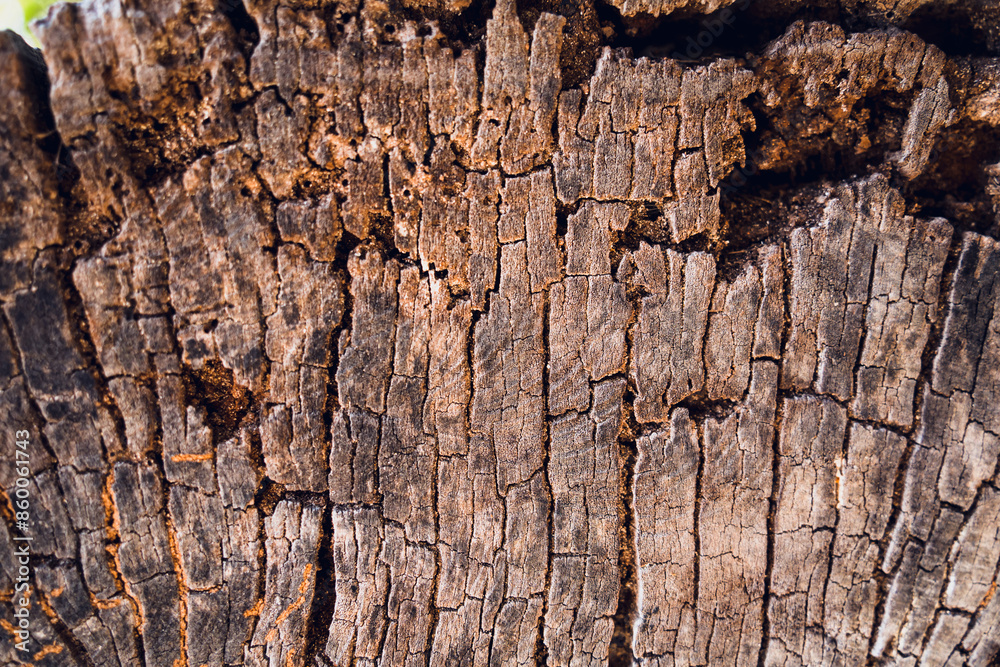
[2,0,1000,665]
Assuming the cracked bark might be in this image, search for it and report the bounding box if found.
[3,0,1000,665]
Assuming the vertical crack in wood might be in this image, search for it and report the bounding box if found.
[609,396,637,667]
[537,288,554,667]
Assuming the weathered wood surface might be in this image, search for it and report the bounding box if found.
[2,0,1000,664]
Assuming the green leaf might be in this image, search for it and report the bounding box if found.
[18,0,73,24]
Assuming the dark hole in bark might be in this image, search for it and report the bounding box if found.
[219,0,261,59]
[183,358,252,445]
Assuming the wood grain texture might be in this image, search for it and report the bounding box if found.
[3,0,1000,665]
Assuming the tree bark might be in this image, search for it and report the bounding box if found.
[2,0,1000,666]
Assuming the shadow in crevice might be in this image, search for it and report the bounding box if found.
[182,358,253,446]
[599,0,842,64]
[905,118,1000,238]
[608,391,640,667]
[902,1,1000,57]
[218,0,261,60]
[597,0,1000,66]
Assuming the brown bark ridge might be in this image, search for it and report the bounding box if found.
[2,0,1000,664]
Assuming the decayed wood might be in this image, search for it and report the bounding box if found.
[3,0,1000,665]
